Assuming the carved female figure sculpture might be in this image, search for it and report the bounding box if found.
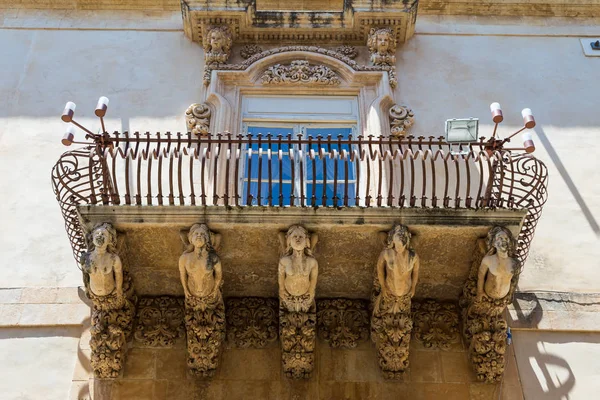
[81,222,124,310]
[476,226,516,301]
[367,27,397,66]
[278,225,318,313]
[374,224,420,314]
[179,223,223,310]
[204,26,232,64]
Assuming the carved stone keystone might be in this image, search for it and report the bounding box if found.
[460,226,517,383]
[317,299,369,349]
[82,222,136,378]
[278,225,318,379]
[371,224,420,379]
[179,223,226,377]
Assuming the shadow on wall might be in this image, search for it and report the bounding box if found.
[510,293,577,399]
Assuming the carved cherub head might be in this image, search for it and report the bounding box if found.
[385,224,411,251]
[205,26,232,54]
[486,226,516,258]
[368,28,395,56]
[280,225,318,257]
[87,222,117,253]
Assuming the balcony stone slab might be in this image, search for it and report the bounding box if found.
[78,206,526,301]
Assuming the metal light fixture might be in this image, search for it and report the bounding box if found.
[60,96,111,146]
[485,102,537,154]
[445,118,479,142]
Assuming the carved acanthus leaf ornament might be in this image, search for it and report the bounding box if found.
[317,299,369,349]
[226,297,278,348]
[134,296,185,347]
[412,300,459,350]
[261,60,341,86]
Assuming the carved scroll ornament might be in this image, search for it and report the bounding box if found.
[134,296,185,347]
[371,224,420,379]
[261,60,341,86]
[412,300,460,350]
[226,297,279,348]
[460,226,517,383]
[389,105,415,138]
[185,103,212,136]
[317,299,369,349]
[82,222,136,378]
[278,225,318,379]
[179,223,225,377]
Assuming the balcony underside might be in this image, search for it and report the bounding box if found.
[78,205,526,300]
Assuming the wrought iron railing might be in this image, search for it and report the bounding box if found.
[52,133,548,271]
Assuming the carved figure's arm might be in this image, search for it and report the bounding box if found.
[178,257,191,297]
[114,257,123,297]
[308,260,318,301]
[278,260,286,298]
[410,254,420,298]
[376,252,387,294]
[477,259,489,299]
[213,260,223,293]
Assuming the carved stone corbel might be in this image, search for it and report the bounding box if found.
[389,105,415,138]
[203,25,233,65]
[371,224,420,379]
[278,225,318,379]
[179,223,225,377]
[82,222,136,378]
[185,103,212,136]
[460,226,517,383]
[368,28,397,66]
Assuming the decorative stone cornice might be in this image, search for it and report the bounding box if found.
[181,0,418,46]
[261,60,341,86]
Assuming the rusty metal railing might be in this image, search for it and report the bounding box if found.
[52,133,548,270]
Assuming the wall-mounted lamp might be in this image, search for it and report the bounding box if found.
[60,96,111,146]
[487,102,537,154]
[445,118,479,142]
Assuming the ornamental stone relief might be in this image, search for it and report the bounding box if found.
[179,223,226,377]
[134,296,185,347]
[226,297,279,348]
[261,60,341,86]
[368,28,397,66]
[278,225,318,379]
[389,105,415,138]
[240,44,263,59]
[82,223,136,378]
[317,299,369,349]
[412,300,460,350]
[185,103,212,136]
[203,25,233,64]
[371,224,420,379]
[334,45,358,60]
[460,226,518,383]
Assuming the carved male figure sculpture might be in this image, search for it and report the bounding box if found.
[477,226,516,301]
[82,222,124,308]
[179,223,225,377]
[278,225,318,379]
[367,27,397,66]
[371,224,419,378]
[278,225,318,313]
[204,26,232,64]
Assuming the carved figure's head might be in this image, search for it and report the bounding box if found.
[368,28,395,56]
[188,223,212,250]
[206,26,232,54]
[89,222,117,253]
[286,225,312,255]
[386,224,411,251]
[487,226,516,258]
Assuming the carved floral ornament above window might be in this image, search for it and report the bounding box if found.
[260,60,341,86]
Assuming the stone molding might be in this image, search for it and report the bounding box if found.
[226,297,279,348]
[418,0,600,17]
[317,298,369,349]
[181,0,418,46]
[260,60,341,86]
[133,296,185,347]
